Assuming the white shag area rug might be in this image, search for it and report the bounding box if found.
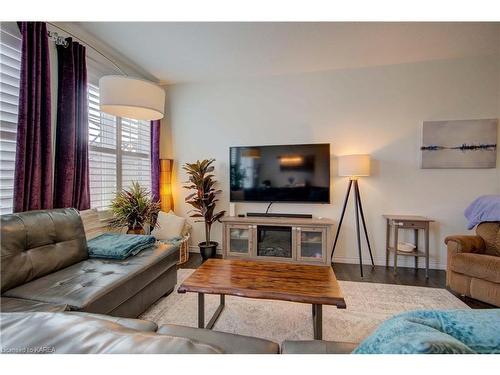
[140,269,469,344]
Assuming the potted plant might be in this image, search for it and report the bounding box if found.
[183,159,226,260]
[109,181,160,234]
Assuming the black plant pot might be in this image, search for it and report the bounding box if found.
[199,241,218,261]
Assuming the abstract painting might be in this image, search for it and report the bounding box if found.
[421,119,498,169]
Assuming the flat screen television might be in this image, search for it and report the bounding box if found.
[230,143,330,203]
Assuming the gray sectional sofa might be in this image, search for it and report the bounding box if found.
[0,208,179,318]
[0,208,355,354]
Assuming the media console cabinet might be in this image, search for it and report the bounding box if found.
[221,216,335,266]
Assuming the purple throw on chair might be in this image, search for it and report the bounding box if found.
[53,38,90,210]
[13,22,53,212]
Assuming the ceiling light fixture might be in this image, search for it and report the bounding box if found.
[99,75,165,121]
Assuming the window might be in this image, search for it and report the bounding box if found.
[0,23,22,214]
[88,83,151,210]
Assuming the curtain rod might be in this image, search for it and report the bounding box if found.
[46,22,126,76]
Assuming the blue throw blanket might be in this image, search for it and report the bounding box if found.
[353,309,500,354]
[88,233,156,260]
[465,195,500,229]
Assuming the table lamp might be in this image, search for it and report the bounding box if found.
[332,154,375,277]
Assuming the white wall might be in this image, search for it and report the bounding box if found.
[166,55,500,269]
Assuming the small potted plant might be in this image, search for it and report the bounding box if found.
[183,159,226,260]
[109,181,160,234]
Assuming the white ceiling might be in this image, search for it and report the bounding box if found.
[77,22,500,84]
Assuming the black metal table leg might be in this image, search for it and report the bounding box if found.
[206,294,225,329]
[312,304,322,340]
[198,293,225,330]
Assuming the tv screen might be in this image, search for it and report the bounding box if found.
[230,143,330,203]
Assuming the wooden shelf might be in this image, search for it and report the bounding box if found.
[387,247,426,257]
[221,216,335,226]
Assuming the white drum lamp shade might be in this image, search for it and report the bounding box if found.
[99,75,165,121]
[338,154,371,177]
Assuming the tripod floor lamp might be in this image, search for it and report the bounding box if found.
[331,154,375,277]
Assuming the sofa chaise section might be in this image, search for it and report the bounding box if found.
[3,244,178,317]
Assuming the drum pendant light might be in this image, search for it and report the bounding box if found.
[99,75,165,120]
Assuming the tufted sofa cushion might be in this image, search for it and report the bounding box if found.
[1,209,88,293]
[476,222,500,256]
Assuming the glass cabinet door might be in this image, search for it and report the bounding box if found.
[297,228,325,261]
[227,225,252,256]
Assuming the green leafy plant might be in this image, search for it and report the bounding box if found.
[183,159,226,245]
[109,181,160,233]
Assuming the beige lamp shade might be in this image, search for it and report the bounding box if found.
[99,75,165,121]
[338,154,371,177]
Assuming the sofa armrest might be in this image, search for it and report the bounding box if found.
[445,235,485,255]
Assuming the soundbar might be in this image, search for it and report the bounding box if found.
[246,212,313,219]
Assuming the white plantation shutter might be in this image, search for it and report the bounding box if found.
[87,83,151,210]
[121,117,151,190]
[0,23,22,214]
[88,83,118,210]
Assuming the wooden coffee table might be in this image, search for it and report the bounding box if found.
[177,259,346,340]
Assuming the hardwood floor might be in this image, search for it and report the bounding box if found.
[331,262,446,288]
[178,253,494,309]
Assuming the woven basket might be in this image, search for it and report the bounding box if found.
[177,233,190,265]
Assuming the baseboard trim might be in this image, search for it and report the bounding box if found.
[188,246,447,270]
[189,245,223,255]
[332,255,447,270]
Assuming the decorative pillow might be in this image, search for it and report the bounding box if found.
[151,211,187,241]
[79,209,109,240]
[476,222,500,256]
[181,221,193,237]
[353,309,500,354]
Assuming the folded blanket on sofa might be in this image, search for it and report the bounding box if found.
[465,195,500,229]
[88,233,157,260]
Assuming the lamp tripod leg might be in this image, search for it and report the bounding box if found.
[354,180,375,267]
[354,180,364,278]
[331,179,353,262]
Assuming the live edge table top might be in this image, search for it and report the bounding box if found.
[178,259,346,308]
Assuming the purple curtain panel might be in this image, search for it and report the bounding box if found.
[53,38,90,210]
[151,119,161,202]
[13,22,53,212]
